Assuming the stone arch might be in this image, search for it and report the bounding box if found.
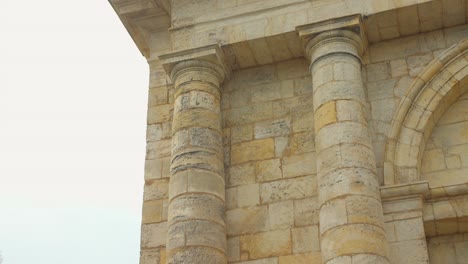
[384,38,468,186]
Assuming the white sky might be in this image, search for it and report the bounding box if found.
[0,1,148,263]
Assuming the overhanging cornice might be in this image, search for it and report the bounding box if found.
[109,0,171,58]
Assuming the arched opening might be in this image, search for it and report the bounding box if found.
[420,92,468,187]
[384,38,468,186]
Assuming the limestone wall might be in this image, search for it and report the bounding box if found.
[137,18,468,264]
[421,92,468,187]
[140,59,173,264]
[363,24,468,184]
[222,59,320,263]
[427,233,468,263]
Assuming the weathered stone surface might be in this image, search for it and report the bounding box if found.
[142,199,165,224]
[268,200,294,229]
[292,225,320,253]
[238,184,260,207]
[260,176,316,204]
[278,252,322,264]
[240,229,292,259]
[254,118,291,139]
[167,220,226,252]
[256,159,282,182]
[231,138,275,164]
[228,162,256,187]
[169,247,226,264]
[226,206,269,236]
[168,194,225,225]
[112,3,468,264]
[282,152,317,178]
[141,222,168,248]
[294,197,319,226]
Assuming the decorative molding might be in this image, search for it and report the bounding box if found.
[384,37,468,186]
[159,45,232,82]
[109,0,171,58]
[296,14,368,60]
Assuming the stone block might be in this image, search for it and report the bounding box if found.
[366,62,391,82]
[317,144,376,177]
[294,197,319,226]
[390,239,429,264]
[369,35,420,63]
[316,122,372,151]
[261,176,316,204]
[145,158,163,180]
[320,224,388,263]
[333,61,361,82]
[237,258,278,264]
[278,252,322,264]
[314,101,336,132]
[394,218,425,241]
[319,198,347,235]
[313,81,366,111]
[292,225,320,253]
[238,184,260,208]
[168,194,224,225]
[345,196,384,228]
[282,152,317,178]
[251,82,293,103]
[228,237,240,262]
[292,111,314,133]
[294,76,313,95]
[187,170,225,200]
[226,187,238,210]
[272,95,314,118]
[142,199,164,224]
[228,162,256,187]
[167,220,226,253]
[140,249,161,264]
[318,167,380,204]
[256,159,282,182]
[226,206,269,236]
[384,222,397,243]
[390,59,408,77]
[240,229,292,259]
[254,118,291,139]
[276,58,309,80]
[312,64,334,88]
[268,200,294,229]
[146,140,171,160]
[141,222,167,248]
[275,137,289,157]
[433,200,457,220]
[290,132,315,154]
[147,104,172,124]
[367,79,397,101]
[407,53,433,77]
[144,179,169,201]
[169,246,226,264]
[225,103,273,126]
[172,108,220,132]
[336,100,367,124]
[370,98,395,122]
[231,138,275,164]
[147,124,163,142]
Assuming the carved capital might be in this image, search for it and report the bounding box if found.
[297,14,367,64]
[159,44,231,84]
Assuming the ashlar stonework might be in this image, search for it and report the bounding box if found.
[109,0,468,263]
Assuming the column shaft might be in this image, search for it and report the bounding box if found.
[167,60,227,264]
[308,30,390,264]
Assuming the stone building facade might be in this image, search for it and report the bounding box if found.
[109,0,468,263]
